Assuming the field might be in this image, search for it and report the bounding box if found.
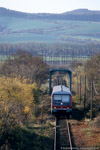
[0,16,100,43]
[0,54,89,66]
[44,56,89,61]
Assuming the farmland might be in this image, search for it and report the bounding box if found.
[0,8,100,65]
[0,15,100,43]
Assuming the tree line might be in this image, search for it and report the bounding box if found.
[1,7,100,22]
[0,42,100,65]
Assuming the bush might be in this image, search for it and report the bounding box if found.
[0,77,38,146]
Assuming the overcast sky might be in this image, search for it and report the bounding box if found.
[0,0,100,13]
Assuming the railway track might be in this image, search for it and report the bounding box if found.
[54,117,72,150]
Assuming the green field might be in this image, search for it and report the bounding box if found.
[43,56,89,62]
[0,54,89,66]
[0,16,100,43]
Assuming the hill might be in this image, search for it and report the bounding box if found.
[63,9,100,15]
[0,7,100,43]
[0,7,100,21]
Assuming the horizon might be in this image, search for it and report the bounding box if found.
[0,0,100,14]
[0,7,100,14]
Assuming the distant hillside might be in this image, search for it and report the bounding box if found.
[63,9,100,15]
[0,7,100,22]
[0,7,100,43]
[0,7,29,18]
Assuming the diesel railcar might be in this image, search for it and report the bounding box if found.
[51,85,72,113]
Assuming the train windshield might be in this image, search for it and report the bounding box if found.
[53,95,70,103]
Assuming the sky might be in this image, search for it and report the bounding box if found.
[0,0,100,14]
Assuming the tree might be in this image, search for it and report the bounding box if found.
[1,50,49,86]
[0,77,38,149]
[85,54,100,81]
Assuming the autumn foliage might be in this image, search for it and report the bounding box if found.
[0,76,39,149]
[0,76,38,126]
[1,50,49,85]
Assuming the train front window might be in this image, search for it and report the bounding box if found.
[54,95,62,101]
[53,94,70,103]
[62,95,70,103]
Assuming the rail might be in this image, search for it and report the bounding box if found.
[54,117,72,150]
[66,119,73,150]
[54,117,57,150]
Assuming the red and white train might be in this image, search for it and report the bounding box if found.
[51,85,72,114]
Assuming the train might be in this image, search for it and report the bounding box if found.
[51,85,72,114]
[49,69,72,114]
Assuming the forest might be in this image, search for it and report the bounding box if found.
[0,48,100,149]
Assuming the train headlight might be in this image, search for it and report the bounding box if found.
[61,103,63,105]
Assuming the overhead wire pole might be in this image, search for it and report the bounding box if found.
[49,69,72,95]
[77,72,79,95]
[80,76,82,104]
[90,78,93,120]
[84,75,87,111]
